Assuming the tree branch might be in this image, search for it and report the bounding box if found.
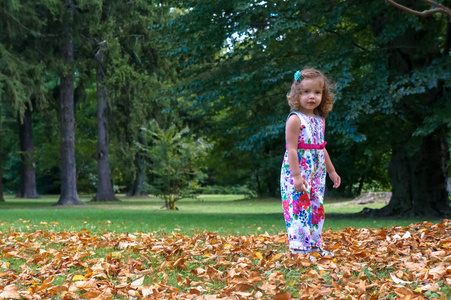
[2,8,36,34]
[385,0,451,20]
[423,0,451,13]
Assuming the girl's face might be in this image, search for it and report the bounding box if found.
[299,78,323,116]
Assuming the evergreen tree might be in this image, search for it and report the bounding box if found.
[68,0,176,198]
[92,41,119,202]
[97,1,176,196]
[1,0,177,200]
[0,1,47,199]
[0,95,4,202]
[55,0,84,205]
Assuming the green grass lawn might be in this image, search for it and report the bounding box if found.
[0,194,444,235]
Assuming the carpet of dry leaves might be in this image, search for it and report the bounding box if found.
[0,220,450,300]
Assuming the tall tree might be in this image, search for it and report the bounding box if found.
[0,1,47,198]
[95,1,175,196]
[1,0,176,198]
[373,0,451,216]
[92,41,118,202]
[55,0,84,205]
[59,0,174,199]
[0,96,4,202]
[17,102,39,198]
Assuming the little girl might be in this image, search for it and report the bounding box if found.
[280,68,341,257]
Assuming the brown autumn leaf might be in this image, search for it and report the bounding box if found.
[81,290,102,299]
[259,281,278,295]
[231,283,254,292]
[0,284,21,299]
[172,257,186,270]
[188,287,202,295]
[206,265,223,280]
[426,265,447,279]
[394,286,414,297]
[61,291,80,299]
[1,219,450,299]
[273,291,292,300]
[247,270,262,283]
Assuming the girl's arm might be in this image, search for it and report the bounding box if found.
[324,149,341,188]
[286,115,308,192]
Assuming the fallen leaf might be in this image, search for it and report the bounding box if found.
[394,286,414,297]
[189,287,202,295]
[130,276,144,288]
[231,283,254,292]
[419,283,440,292]
[428,265,447,279]
[0,220,449,299]
[391,274,413,284]
[0,284,21,299]
[72,275,86,281]
[274,291,292,300]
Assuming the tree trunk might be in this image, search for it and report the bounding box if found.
[55,0,84,206]
[361,12,451,217]
[365,134,450,217]
[17,104,39,198]
[357,176,365,195]
[168,195,178,210]
[127,153,147,196]
[0,113,4,202]
[92,50,119,202]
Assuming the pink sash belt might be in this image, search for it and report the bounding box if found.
[286,141,327,150]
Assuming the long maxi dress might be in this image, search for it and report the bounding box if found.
[280,111,327,252]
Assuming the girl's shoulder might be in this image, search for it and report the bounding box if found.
[288,111,323,120]
[286,111,303,125]
[286,112,301,122]
[287,110,302,119]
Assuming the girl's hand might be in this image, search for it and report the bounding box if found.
[328,171,341,188]
[293,174,309,192]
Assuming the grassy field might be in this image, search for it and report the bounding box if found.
[0,194,443,235]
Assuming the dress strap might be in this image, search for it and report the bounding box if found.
[287,111,301,121]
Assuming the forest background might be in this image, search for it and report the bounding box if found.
[0,0,450,216]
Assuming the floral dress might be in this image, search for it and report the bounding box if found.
[280,111,327,252]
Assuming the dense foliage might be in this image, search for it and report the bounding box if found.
[0,0,450,214]
[1,0,176,197]
[165,0,451,215]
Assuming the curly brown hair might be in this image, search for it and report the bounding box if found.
[286,68,335,118]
